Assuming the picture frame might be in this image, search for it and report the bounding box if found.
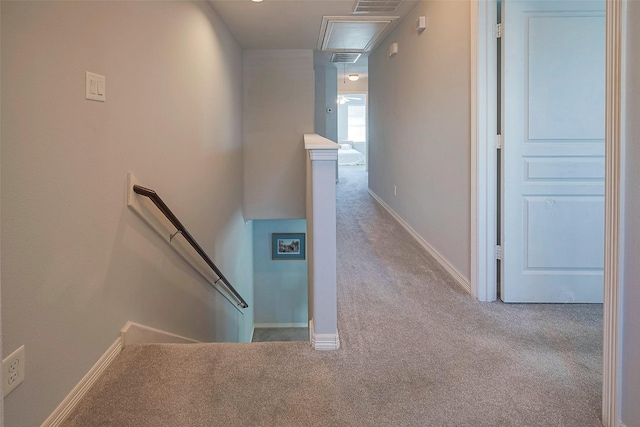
[272,233,306,260]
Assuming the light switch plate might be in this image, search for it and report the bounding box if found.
[86,71,106,102]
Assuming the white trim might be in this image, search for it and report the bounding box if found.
[40,338,122,427]
[317,16,399,52]
[368,189,471,295]
[472,0,623,423]
[603,0,625,425]
[309,150,338,161]
[470,0,498,302]
[304,133,340,150]
[42,321,201,426]
[250,325,255,343]
[309,320,340,351]
[120,321,199,347]
[254,323,308,329]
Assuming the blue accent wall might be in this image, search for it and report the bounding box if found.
[253,220,308,325]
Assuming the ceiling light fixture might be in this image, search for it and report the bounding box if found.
[251,0,263,3]
[348,74,360,81]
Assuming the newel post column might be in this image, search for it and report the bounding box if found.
[304,134,340,350]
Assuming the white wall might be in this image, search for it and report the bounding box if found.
[1,2,252,426]
[622,2,640,425]
[243,50,314,220]
[368,0,471,280]
[253,220,308,325]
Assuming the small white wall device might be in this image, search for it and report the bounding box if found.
[388,42,398,58]
[416,16,426,32]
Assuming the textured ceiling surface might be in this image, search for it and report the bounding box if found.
[208,0,417,80]
[207,0,418,50]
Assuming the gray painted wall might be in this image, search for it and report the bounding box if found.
[253,220,308,325]
[622,2,640,425]
[1,2,252,425]
[243,50,314,220]
[368,0,471,280]
[314,55,338,143]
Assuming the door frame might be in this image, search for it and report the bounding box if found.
[470,0,626,425]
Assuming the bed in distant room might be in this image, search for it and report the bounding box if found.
[338,143,366,166]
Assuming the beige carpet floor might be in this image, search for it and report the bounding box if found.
[63,166,602,426]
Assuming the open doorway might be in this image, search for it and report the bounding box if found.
[473,0,623,423]
[337,93,368,170]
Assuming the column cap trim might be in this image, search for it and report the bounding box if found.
[309,150,338,161]
[304,133,340,150]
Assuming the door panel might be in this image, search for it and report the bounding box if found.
[502,0,605,303]
[527,15,605,140]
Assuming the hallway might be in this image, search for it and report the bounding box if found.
[335,166,602,425]
[65,167,602,426]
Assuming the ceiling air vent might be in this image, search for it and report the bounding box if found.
[331,52,362,63]
[353,0,404,14]
[318,16,399,52]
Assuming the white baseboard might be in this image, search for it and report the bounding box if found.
[41,338,122,427]
[254,323,308,329]
[368,189,472,295]
[309,319,340,351]
[120,321,200,347]
[42,321,201,426]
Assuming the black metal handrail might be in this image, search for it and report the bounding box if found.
[133,184,248,309]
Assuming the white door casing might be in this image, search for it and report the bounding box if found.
[502,0,606,302]
[472,0,625,424]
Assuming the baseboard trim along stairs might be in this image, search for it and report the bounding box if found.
[41,321,200,427]
[119,321,200,346]
[368,189,472,295]
[40,339,122,427]
[310,319,340,351]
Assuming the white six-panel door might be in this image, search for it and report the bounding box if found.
[502,0,605,302]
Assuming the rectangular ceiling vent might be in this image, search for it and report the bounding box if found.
[331,52,362,63]
[317,16,399,53]
[353,0,404,14]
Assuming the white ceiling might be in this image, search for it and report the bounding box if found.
[207,0,418,50]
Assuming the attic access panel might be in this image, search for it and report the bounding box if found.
[318,16,399,52]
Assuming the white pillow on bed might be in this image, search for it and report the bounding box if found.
[339,143,352,150]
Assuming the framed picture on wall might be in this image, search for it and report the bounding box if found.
[272,233,306,260]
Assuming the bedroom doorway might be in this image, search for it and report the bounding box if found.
[337,93,367,170]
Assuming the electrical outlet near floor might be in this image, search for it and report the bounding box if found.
[3,345,25,397]
[394,185,397,196]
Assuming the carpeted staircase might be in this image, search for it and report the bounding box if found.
[63,167,603,427]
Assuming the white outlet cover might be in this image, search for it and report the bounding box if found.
[3,345,25,397]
